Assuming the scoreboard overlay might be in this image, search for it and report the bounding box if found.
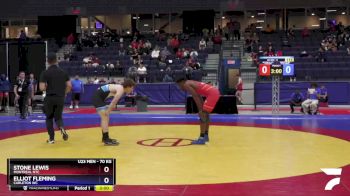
[7,158,116,191]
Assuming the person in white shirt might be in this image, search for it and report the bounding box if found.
[151,46,160,59]
[199,38,207,50]
[106,61,114,69]
[190,49,199,59]
[137,64,147,83]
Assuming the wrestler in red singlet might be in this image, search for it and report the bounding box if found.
[176,78,221,145]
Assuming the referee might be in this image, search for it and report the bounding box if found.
[39,53,71,144]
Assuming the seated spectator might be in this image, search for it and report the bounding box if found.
[199,38,207,50]
[162,66,173,82]
[290,90,304,113]
[183,48,190,58]
[87,77,94,84]
[316,47,326,62]
[176,48,184,59]
[93,77,99,84]
[347,47,350,55]
[183,63,193,80]
[287,25,295,39]
[131,39,139,49]
[160,47,171,62]
[264,24,274,34]
[319,85,328,103]
[114,60,123,75]
[137,63,147,83]
[302,27,310,38]
[105,61,114,69]
[212,33,222,45]
[91,54,100,68]
[119,37,124,48]
[118,48,126,56]
[144,40,152,50]
[190,49,199,59]
[170,36,180,53]
[302,83,320,115]
[207,38,214,51]
[127,65,138,82]
[67,33,75,45]
[266,46,275,56]
[131,48,140,64]
[151,46,160,59]
[257,45,265,56]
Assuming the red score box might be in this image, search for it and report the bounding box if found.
[259,64,271,76]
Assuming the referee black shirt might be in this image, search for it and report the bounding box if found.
[40,65,69,97]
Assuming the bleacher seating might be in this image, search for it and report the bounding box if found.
[59,36,217,82]
[258,30,350,80]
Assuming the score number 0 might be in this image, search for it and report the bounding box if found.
[259,64,271,76]
[282,64,295,76]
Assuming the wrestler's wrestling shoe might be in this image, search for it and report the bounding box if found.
[103,138,119,146]
[191,137,207,145]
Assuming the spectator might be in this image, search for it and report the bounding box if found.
[199,38,206,50]
[137,63,147,83]
[70,75,84,109]
[287,25,295,39]
[87,77,94,84]
[114,60,123,75]
[264,24,274,34]
[93,77,100,84]
[0,74,10,111]
[144,40,152,51]
[91,54,100,67]
[302,27,310,38]
[233,20,241,40]
[106,61,115,70]
[266,45,275,56]
[316,47,326,62]
[127,65,138,82]
[183,48,190,58]
[319,85,328,103]
[118,48,126,56]
[67,33,75,45]
[160,47,171,62]
[290,90,304,113]
[14,71,30,119]
[131,39,138,49]
[151,46,160,59]
[162,66,173,82]
[302,83,320,115]
[170,36,180,53]
[119,37,124,48]
[176,48,184,59]
[207,38,214,51]
[19,30,27,40]
[347,47,350,55]
[183,63,193,80]
[190,49,199,59]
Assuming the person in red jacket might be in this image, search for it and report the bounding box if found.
[176,78,220,145]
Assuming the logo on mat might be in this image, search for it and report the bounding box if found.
[137,138,192,147]
[321,168,342,190]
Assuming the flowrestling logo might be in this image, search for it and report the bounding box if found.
[321,168,342,191]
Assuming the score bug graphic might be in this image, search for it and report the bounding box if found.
[7,158,116,191]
